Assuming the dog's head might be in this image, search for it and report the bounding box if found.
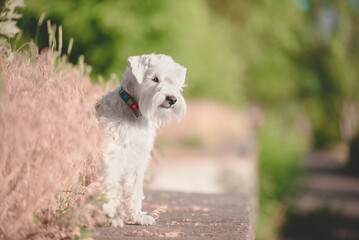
[123,53,187,127]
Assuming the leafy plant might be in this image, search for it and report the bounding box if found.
[256,113,308,240]
[0,0,24,45]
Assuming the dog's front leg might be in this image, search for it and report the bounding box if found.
[123,171,156,225]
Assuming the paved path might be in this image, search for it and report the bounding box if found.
[281,150,359,240]
[148,100,258,196]
[95,191,255,240]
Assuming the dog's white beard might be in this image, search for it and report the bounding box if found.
[138,86,186,128]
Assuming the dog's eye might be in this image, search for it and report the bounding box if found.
[152,77,159,83]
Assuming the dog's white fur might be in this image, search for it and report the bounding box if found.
[96,54,187,227]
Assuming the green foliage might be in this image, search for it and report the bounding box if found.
[256,113,308,240]
[210,0,359,148]
[300,0,359,147]
[259,117,307,203]
[180,135,204,149]
[19,0,244,105]
[0,0,24,45]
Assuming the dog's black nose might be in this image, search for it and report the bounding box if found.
[166,96,177,105]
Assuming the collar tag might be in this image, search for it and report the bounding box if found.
[119,87,142,118]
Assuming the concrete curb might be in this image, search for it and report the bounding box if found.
[96,190,255,240]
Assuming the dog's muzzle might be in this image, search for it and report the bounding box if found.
[166,96,177,106]
[160,96,177,109]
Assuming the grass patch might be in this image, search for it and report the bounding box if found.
[180,135,204,149]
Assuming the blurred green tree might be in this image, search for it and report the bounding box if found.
[302,0,359,148]
[209,0,359,148]
[19,0,244,104]
[208,0,359,239]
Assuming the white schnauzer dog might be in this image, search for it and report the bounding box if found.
[95,54,187,227]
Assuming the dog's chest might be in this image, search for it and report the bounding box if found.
[107,120,156,153]
[124,124,155,150]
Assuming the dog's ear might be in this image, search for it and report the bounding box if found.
[127,55,150,84]
[178,65,187,85]
[181,66,187,79]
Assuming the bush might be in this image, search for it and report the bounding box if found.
[256,113,308,240]
[0,44,104,239]
[0,0,25,45]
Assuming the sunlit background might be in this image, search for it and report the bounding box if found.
[5,0,359,239]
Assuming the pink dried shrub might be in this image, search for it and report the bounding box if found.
[0,44,104,239]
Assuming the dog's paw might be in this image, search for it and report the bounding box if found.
[135,214,156,226]
[111,217,124,227]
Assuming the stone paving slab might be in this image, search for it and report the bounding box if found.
[95,190,254,240]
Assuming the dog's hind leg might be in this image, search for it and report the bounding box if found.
[102,149,126,227]
[102,183,124,227]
